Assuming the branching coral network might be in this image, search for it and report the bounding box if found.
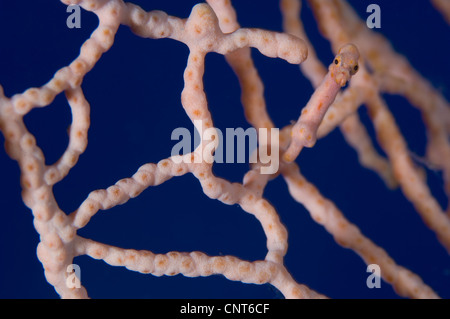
[0,0,449,298]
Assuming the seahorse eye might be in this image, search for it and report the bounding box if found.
[354,65,359,72]
[334,59,339,65]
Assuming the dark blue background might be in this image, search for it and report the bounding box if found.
[0,0,449,298]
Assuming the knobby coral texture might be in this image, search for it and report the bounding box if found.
[0,0,449,298]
